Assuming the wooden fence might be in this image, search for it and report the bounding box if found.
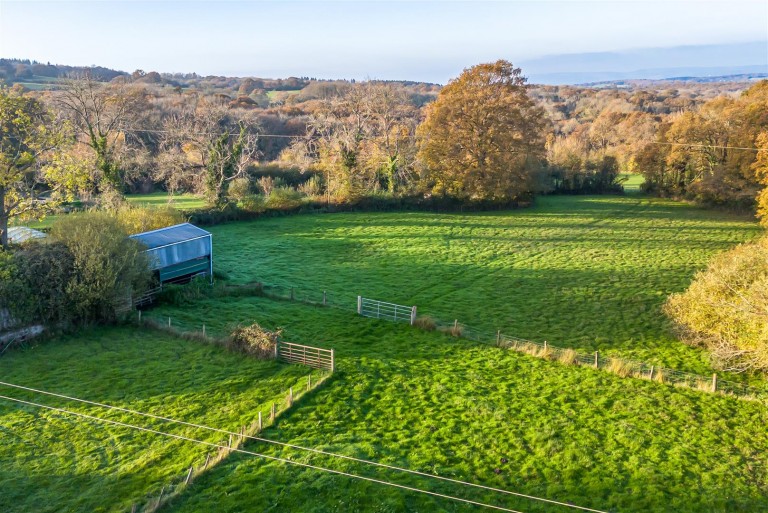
[277,341,335,372]
[358,296,417,324]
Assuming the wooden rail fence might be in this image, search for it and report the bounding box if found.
[276,341,335,372]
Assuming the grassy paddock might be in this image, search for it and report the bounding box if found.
[147,296,768,513]
[207,195,761,373]
[9,193,204,229]
[0,327,322,513]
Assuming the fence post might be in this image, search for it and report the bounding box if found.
[357,296,362,315]
[410,306,417,325]
[544,340,548,351]
[454,319,458,331]
[307,374,312,391]
[649,365,655,380]
[712,373,718,392]
[323,291,327,306]
[289,387,293,406]
[203,453,211,469]
[271,402,276,421]
[202,324,206,337]
[496,330,501,347]
[138,310,142,323]
[275,339,279,359]
[331,348,335,372]
[184,465,194,485]
[594,351,599,369]
[168,317,171,328]
[258,411,262,431]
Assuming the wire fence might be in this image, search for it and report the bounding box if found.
[133,370,331,513]
[263,282,768,401]
[141,278,768,402]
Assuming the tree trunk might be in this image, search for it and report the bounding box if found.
[0,186,8,249]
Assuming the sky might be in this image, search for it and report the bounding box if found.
[1,0,767,83]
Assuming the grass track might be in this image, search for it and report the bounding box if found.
[0,327,321,513]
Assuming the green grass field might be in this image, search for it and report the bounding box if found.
[3,193,766,512]
[125,192,207,210]
[9,193,204,229]
[146,296,768,513]
[0,327,321,513]
[207,195,761,373]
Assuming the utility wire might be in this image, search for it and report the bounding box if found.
[124,127,301,138]
[0,380,608,513]
[646,141,766,152]
[0,393,527,513]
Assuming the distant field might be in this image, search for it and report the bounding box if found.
[620,172,644,192]
[10,192,204,229]
[207,194,761,372]
[126,192,206,210]
[148,296,768,513]
[0,327,318,513]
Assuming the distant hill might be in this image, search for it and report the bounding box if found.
[521,42,768,85]
[577,73,768,89]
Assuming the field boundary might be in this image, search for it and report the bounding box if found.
[136,313,337,372]
[277,341,334,371]
[223,281,768,402]
[131,358,331,512]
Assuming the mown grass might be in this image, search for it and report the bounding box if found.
[207,195,761,373]
[147,296,768,513]
[0,326,322,513]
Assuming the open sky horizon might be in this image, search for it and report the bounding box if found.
[1,0,767,83]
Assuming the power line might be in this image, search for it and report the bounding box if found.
[0,381,607,513]
[0,393,528,513]
[647,141,767,152]
[123,127,301,138]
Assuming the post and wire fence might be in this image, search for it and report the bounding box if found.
[133,277,768,401]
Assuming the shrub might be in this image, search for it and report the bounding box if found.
[241,194,267,213]
[665,235,768,373]
[266,186,304,210]
[228,177,252,203]
[51,212,151,324]
[257,176,286,196]
[227,323,280,359]
[10,241,76,326]
[111,205,185,234]
[298,175,323,197]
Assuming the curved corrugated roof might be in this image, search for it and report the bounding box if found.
[7,226,47,244]
[129,223,211,250]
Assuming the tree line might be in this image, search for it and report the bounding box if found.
[3,60,768,249]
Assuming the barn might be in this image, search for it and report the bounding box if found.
[130,223,213,285]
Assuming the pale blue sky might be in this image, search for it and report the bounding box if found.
[1,0,766,82]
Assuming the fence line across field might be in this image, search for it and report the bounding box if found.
[134,278,767,401]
